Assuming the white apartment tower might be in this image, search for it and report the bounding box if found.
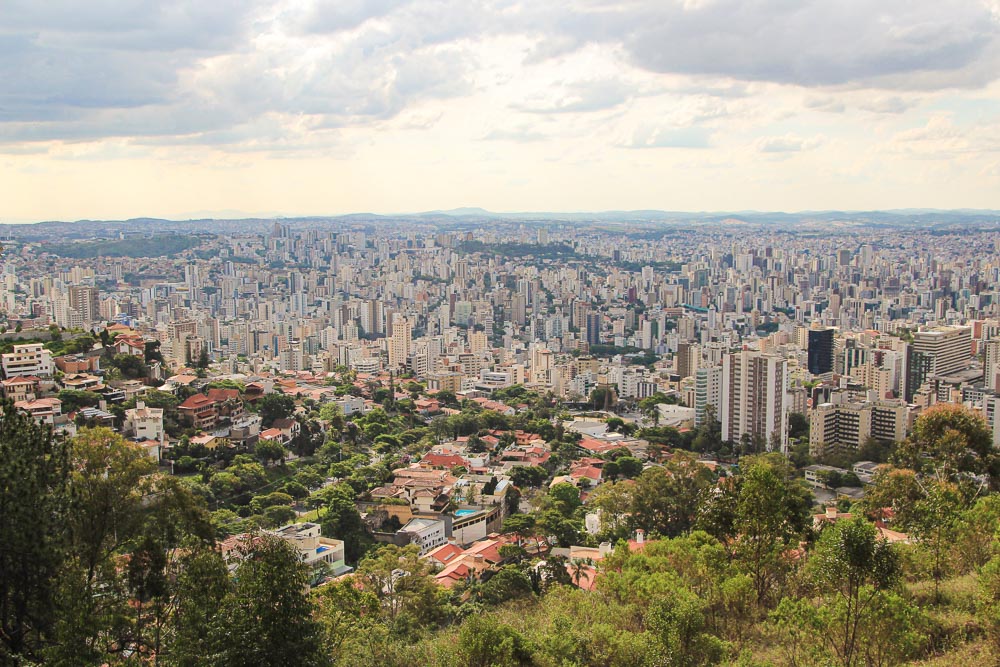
[721,349,789,452]
[387,314,412,370]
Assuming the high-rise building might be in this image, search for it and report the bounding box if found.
[677,342,701,379]
[68,285,100,325]
[387,315,412,370]
[721,350,789,452]
[807,327,834,375]
[694,365,722,428]
[904,345,933,403]
[809,399,910,455]
[913,326,971,376]
[585,311,602,346]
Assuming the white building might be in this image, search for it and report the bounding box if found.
[399,517,447,555]
[2,343,54,379]
[124,400,165,446]
[271,522,349,575]
[721,350,789,452]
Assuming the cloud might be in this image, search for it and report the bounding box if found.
[616,0,999,88]
[622,125,712,149]
[515,79,635,114]
[1,0,999,152]
[804,97,846,113]
[755,134,825,153]
[859,96,921,114]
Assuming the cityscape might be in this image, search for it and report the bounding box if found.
[3,1,1000,666]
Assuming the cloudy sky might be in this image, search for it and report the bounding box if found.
[2,0,1000,222]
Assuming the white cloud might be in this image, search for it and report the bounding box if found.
[755,134,825,153]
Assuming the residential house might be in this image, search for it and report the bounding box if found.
[178,393,218,430]
[1,375,40,402]
[15,397,62,424]
[124,401,164,445]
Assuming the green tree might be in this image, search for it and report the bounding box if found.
[589,386,617,411]
[0,399,72,662]
[206,534,329,667]
[788,412,809,440]
[980,554,1000,654]
[548,482,582,516]
[259,392,296,428]
[457,614,534,667]
[165,538,231,665]
[255,438,286,466]
[356,544,440,627]
[809,516,901,667]
[56,389,103,413]
[909,480,963,600]
[481,567,534,605]
[894,403,995,486]
[509,465,548,488]
[630,453,713,538]
[320,483,370,563]
[646,584,727,666]
[734,454,811,605]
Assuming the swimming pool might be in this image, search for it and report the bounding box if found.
[454,509,478,517]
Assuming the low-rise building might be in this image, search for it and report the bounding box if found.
[2,344,53,379]
[271,522,350,578]
[124,400,164,444]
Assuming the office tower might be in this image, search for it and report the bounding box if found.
[912,326,971,376]
[721,350,789,452]
[585,311,601,346]
[904,345,933,403]
[807,327,834,375]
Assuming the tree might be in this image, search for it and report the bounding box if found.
[616,456,643,479]
[481,567,534,605]
[356,544,440,627]
[255,438,286,466]
[589,386,617,412]
[509,465,548,488]
[809,516,901,667]
[733,454,811,605]
[109,352,148,379]
[646,584,727,666]
[319,402,345,434]
[547,482,581,516]
[164,547,231,666]
[320,483,370,563]
[57,388,103,413]
[691,405,723,455]
[788,412,810,440]
[909,480,963,600]
[457,614,534,667]
[206,534,329,667]
[894,403,996,486]
[0,399,72,662]
[196,347,210,369]
[259,393,296,428]
[630,453,713,538]
[503,514,544,554]
[980,554,1000,654]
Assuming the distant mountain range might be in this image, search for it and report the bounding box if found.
[3,208,1000,240]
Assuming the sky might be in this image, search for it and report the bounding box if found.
[2,0,1000,222]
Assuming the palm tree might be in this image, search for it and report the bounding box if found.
[569,557,595,588]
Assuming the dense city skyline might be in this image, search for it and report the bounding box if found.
[4,0,1000,221]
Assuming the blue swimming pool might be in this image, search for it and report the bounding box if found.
[454,509,478,517]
